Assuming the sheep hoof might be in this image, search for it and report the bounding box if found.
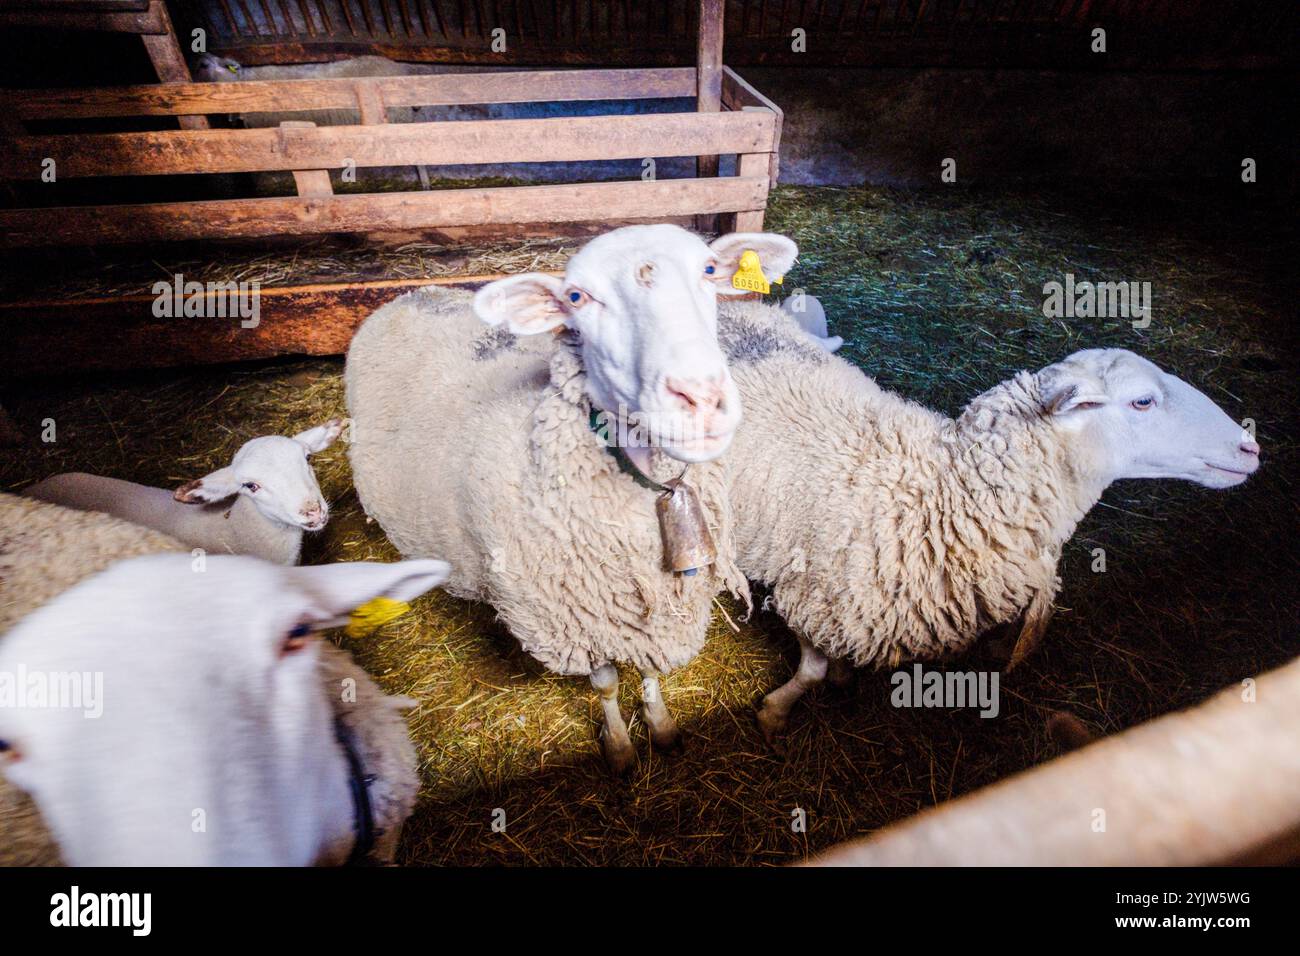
[755,704,789,755]
[602,733,637,776]
[650,725,685,754]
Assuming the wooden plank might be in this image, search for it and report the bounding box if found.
[0,274,560,379]
[731,153,769,232]
[283,121,334,197]
[140,1,209,130]
[811,656,1300,867]
[0,176,771,246]
[353,80,388,125]
[722,65,782,185]
[0,4,165,30]
[3,110,776,178]
[6,68,700,121]
[695,0,725,232]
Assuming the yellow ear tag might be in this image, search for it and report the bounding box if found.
[731,250,782,294]
[345,596,412,638]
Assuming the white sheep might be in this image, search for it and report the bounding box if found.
[23,419,343,566]
[713,301,1262,744]
[346,224,798,772]
[0,491,450,866]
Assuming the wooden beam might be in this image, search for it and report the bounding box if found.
[5,68,699,121]
[722,66,783,185]
[0,176,771,246]
[139,1,209,130]
[695,0,725,232]
[0,5,165,31]
[0,274,556,379]
[811,655,1300,867]
[4,110,775,178]
[731,152,769,231]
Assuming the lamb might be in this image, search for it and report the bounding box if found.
[23,419,343,566]
[0,491,450,866]
[712,301,1262,744]
[346,224,798,772]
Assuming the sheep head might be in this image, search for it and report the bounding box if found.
[1038,349,1260,489]
[0,553,449,865]
[472,224,798,463]
[174,419,344,530]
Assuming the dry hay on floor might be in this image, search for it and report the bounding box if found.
[1,184,1296,865]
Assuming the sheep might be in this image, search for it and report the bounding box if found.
[346,224,798,773]
[712,300,1262,745]
[0,491,450,866]
[22,419,344,566]
[780,294,843,352]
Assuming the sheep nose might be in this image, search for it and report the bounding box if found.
[1239,440,1260,457]
[664,377,724,415]
[301,503,325,524]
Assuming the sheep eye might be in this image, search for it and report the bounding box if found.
[1130,397,1156,411]
[566,289,589,308]
[704,262,717,276]
[0,739,9,752]
[282,622,312,655]
[243,482,260,493]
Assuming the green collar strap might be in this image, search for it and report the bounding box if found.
[588,407,672,493]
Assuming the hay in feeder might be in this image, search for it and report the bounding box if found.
[1,183,1295,865]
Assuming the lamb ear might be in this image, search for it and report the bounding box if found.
[293,418,345,454]
[708,232,799,296]
[174,467,241,503]
[473,273,568,336]
[289,559,452,625]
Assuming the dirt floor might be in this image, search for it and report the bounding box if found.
[2,184,1296,865]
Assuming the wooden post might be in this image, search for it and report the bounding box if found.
[281,122,334,198]
[141,1,208,130]
[695,0,724,233]
[732,151,767,232]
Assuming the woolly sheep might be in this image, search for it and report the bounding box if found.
[0,492,450,866]
[713,301,1261,744]
[346,224,798,773]
[23,419,344,566]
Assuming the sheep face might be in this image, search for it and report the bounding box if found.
[1040,349,1260,489]
[473,224,798,463]
[0,553,449,866]
[174,419,344,530]
[192,53,241,82]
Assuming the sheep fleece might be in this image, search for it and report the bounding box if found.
[718,300,1093,666]
[345,286,749,677]
[0,492,417,866]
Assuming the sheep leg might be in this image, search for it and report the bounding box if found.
[639,670,682,752]
[826,656,855,688]
[591,664,636,775]
[757,635,827,752]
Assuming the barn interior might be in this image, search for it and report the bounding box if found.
[0,2,1296,865]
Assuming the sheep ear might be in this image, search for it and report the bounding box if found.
[294,418,345,454]
[174,467,241,504]
[473,273,568,335]
[708,232,798,296]
[289,559,452,625]
[1045,382,1109,416]
[1041,364,1108,416]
